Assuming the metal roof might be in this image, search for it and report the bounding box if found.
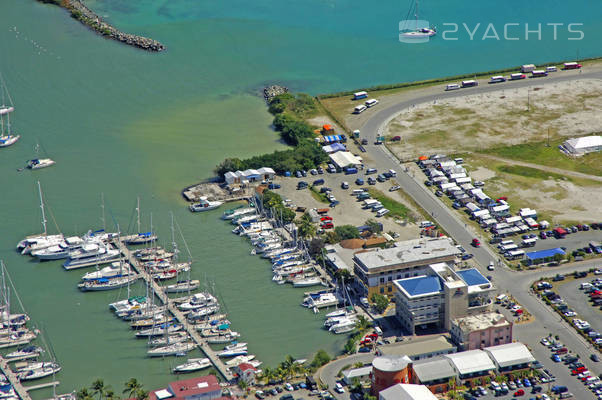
[379,384,438,400]
[444,350,496,375]
[372,355,412,372]
[484,342,535,368]
[413,358,457,383]
[457,269,489,287]
[526,247,565,260]
[395,276,442,298]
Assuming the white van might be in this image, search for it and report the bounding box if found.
[354,105,367,114]
[376,209,389,217]
[352,189,365,196]
[365,99,379,108]
[335,383,345,393]
[498,239,514,248]
[495,294,508,303]
[446,83,461,91]
[388,169,397,177]
[419,221,434,228]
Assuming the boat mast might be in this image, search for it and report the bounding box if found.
[136,197,141,234]
[101,193,106,231]
[415,0,419,30]
[38,181,48,237]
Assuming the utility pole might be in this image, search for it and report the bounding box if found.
[547,128,550,147]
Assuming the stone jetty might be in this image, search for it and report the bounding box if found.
[263,85,289,102]
[43,0,165,52]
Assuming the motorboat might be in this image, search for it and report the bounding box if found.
[225,354,255,367]
[19,235,64,256]
[135,323,182,337]
[17,362,61,381]
[178,293,217,311]
[27,158,55,170]
[302,292,339,308]
[164,279,200,293]
[173,358,211,373]
[63,246,120,269]
[77,275,139,292]
[189,197,223,212]
[223,342,247,351]
[147,342,195,357]
[292,276,322,288]
[324,313,357,328]
[329,318,357,334]
[81,262,134,281]
[222,207,255,220]
[217,347,248,358]
[255,242,282,254]
[186,305,219,320]
[5,345,44,359]
[31,236,85,260]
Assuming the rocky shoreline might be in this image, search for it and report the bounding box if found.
[263,85,289,102]
[41,0,165,52]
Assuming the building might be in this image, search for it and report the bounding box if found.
[234,363,257,385]
[562,135,602,156]
[149,376,222,400]
[378,383,438,400]
[224,167,275,185]
[353,237,461,298]
[394,264,494,334]
[371,355,414,395]
[329,151,362,170]
[342,366,373,385]
[412,358,458,394]
[378,335,456,361]
[525,247,565,265]
[484,342,535,374]
[450,312,513,350]
[444,350,496,382]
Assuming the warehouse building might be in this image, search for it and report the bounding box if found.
[561,135,602,156]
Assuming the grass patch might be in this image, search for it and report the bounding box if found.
[497,165,571,181]
[367,188,414,222]
[309,187,330,204]
[480,139,602,176]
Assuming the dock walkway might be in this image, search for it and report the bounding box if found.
[113,240,234,381]
[0,355,32,400]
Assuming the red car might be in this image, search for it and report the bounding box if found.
[471,238,481,247]
[321,222,334,229]
[360,339,372,345]
[497,196,508,202]
[513,389,524,396]
[320,216,333,221]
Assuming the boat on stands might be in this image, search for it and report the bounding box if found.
[190,197,223,212]
[78,275,139,292]
[147,341,195,357]
[292,276,323,288]
[5,345,44,359]
[17,362,61,381]
[173,358,211,373]
[164,279,200,293]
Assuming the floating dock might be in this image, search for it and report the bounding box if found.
[112,239,234,381]
[24,381,60,392]
[0,355,33,400]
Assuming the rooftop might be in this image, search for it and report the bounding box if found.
[372,355,412,372]
[354,237,460,271]
[379,383,438,400]
[444,350,496,375]
[457,269,490,287]
[379,336,456,359]
[395,275,442,298]
[484,342,535,368]
[453,312,510,332]
[564,135,602,150]
[413,357,457,383]
[168,375,220,397]
[526,247,565,260]
[342,366,372,380]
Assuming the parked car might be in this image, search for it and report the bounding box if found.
[461,253,474,260]
[355,178,364,185]
[389,185,401,192]
[341,181,349,189]
[513,389,524,396]
[268,183,281,189]
[435,190,443,197]
[472,238,481,247]
[368,177,376,185]
[365,168,377,175]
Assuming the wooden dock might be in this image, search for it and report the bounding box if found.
[0,339,33,349]
[113,240,234,381]
[0,355,32,400]
[24,381,60,391]
[7,354,39,363]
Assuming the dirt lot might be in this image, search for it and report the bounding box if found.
[271,173,421,240]
[385,79,602,160]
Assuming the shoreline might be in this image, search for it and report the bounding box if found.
[39,0,165,52]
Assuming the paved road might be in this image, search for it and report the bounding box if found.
[318,353,375,400]
[353,69,602,398]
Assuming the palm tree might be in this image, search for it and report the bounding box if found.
[77,388,94,400]
[105,389,120,400]
[296,217,316,240]
[135,389,148,400]
[92,379,107,400]
[123,379,142,399]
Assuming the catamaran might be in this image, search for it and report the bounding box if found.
[0,75,20,148]
[173,358,212,373]
[189,196,223,212]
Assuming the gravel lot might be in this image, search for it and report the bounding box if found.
[271,172,421,240]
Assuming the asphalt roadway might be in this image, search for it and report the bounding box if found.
[324,68,602,398]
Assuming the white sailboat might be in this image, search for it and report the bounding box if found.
[225,354,255,367]
[0,75,20,148]
[17,362,61,381]
[147,341,195,357]
[173,358,211,373]
[124,198,158,245]
[292,276,323,288]
[26,142,55,169]
[5,345,44,359]
[77,274,139,292]
[148,332,189,347]
[399,0,436,39]
[81,261,134,281]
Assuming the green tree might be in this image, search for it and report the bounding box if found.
[214,157,244,177]
[134,389,148,400]
[308,238,325,256]
[310,349,331,369]
[91,379,107,400]
[365,219,382,234]
[355,315,372,334]
[344,338,357,354]
[77,388,94,400]
[123,379,142,399]
[105,389,120,400]
[296,216,316,239]
[370,293,390,314]
[334,225,360,240]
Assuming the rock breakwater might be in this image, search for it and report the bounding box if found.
[263,85,289,102]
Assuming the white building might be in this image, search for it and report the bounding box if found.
[484,342,535,373]
[444,350,496,380]
[329,151,362,169]
[224,167,275,185]
[379,384,438,400]
[562,135,602,156]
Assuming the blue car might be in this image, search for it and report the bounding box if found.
[552,354,561,362]
[523,378,531,387]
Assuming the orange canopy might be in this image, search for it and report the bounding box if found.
[323,124,333,131]
[418,156,428,161]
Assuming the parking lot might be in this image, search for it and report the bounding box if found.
[557,276,602,344]
[271,169,421,240]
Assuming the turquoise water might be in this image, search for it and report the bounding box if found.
[0,0,601,397]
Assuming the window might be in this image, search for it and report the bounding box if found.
[397,275,401,279]
[405,273,410,278]
[380,287,385,294]
[387,276,392,282]
[388,286,392,292]
[380,278,385,283]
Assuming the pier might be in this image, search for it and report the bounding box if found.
[24,381,60,392]
[0,355,32,400]
[112,240,234,381]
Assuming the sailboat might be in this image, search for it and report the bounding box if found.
[0,262,36,348]
[172,358,211,373]
[124,198,158,245]
[17,362,61,381]
[0,74,20,148]
[399,0,436,39]
[26,142,55,170]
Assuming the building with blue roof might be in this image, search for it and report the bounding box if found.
[525,247,565,265]
[394,264,494,335]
